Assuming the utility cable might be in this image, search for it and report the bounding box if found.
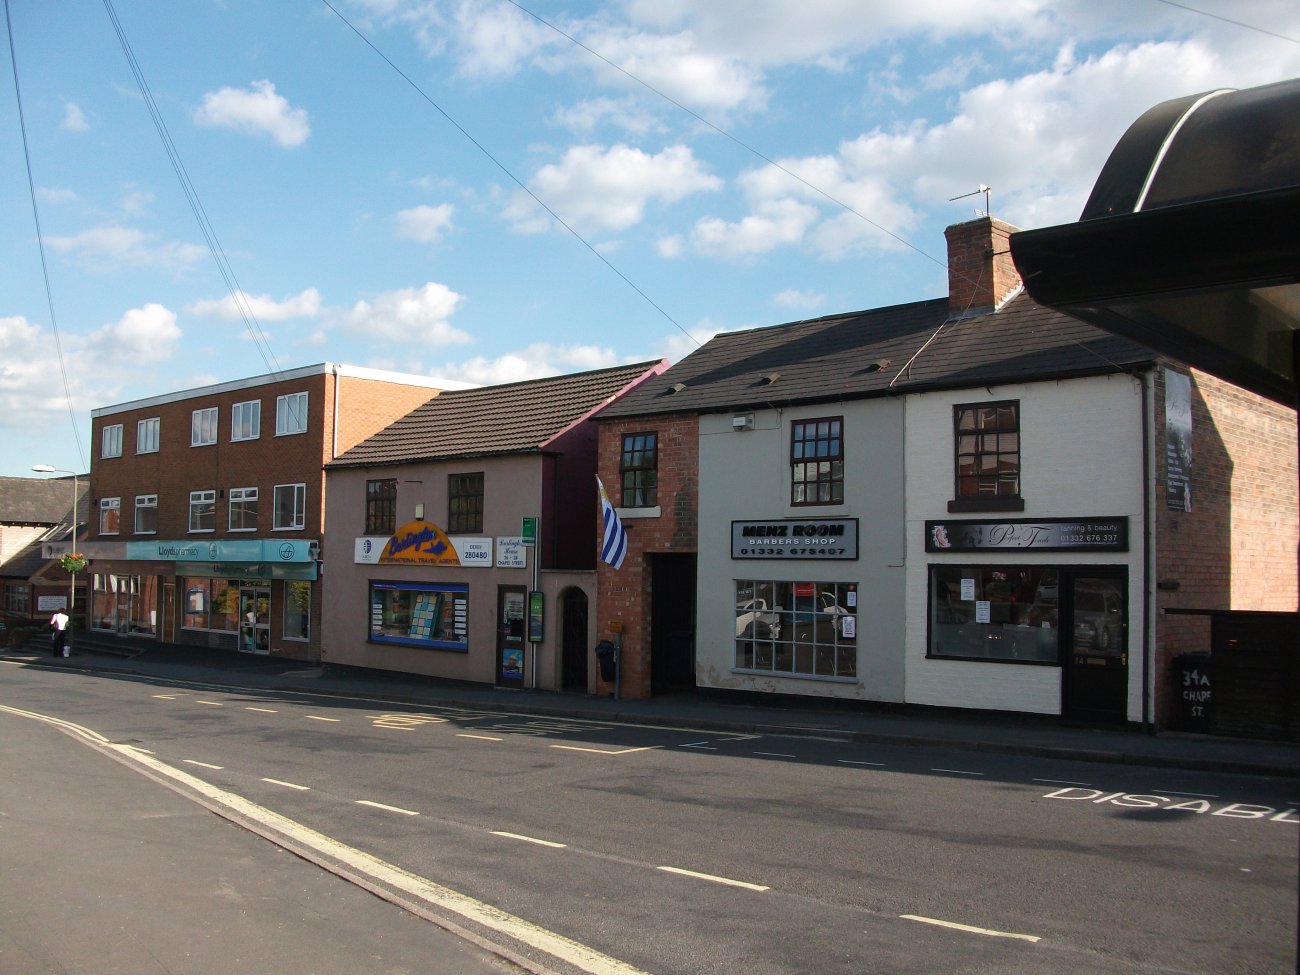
[4,0,87,471]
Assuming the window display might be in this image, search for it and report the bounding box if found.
[735,580,856,679]
[370,581,468,650]
[929,565,1059,663]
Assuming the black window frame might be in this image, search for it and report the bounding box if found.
[447,473,484,534]
[619,432,658,507]
[950,400,1024,513]
[790,416,844,506]
[365,478,398,536]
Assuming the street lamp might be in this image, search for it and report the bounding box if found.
[32,465,80,630]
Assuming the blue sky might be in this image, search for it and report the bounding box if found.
[3,0,1298,477]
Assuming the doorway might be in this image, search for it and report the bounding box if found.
[496,586,527,687]
[1062,568,1128,722]
[650,554,697,693]
[239,586,270,654]
[560,588,589,691]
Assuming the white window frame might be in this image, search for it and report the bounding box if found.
[188,490,216,533]
[99,497,121,535]
[229,486,259,532]
[272,483,306,530]
[134,494,158,535]
[231,400,261,442]
[275,392,309,436]
[191,407,218,446]
[136,417,160,454]
[102,423,123,458]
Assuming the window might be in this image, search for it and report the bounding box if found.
[99,497,121,535]
[448,473,483,533]
[192,407,218,446]
[102,423,123,458]
[952,401,1021,510]
[189,490,216,532]
[5,583,30,615]
[620,432,658,507]
[231,400,261,441]
[229,487,259,531]
[273,483,306,530]
[134,494,157,534]
[928,564,1059,663]
[791,417,843,505]
[136,417,160,454]
[734,580,857,679]
[283,581,310,641]
[181,578,239,632]
[369,581,468,650]
[366,478,398,535]
[276,392,308,436]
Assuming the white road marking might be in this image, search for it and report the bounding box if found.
[931,768,984,776]
[182,759,223,770]
[838,759,885,767]
[1161,790,1220,798]
[680,742,717,750]
[902,914,1041,943]
[306,715,340,723]
[245,706,278,714]
[152,694,182,700]
[754,751,796,759]
[262,778,311,791]
[657,865,769,892]
[491,830,567,849]
[457,733,504,742]
[195,700,224,707]
[355,799,420,816]
[0,704,652,975]
[1033,778,1091,786]
[550,744,656,756]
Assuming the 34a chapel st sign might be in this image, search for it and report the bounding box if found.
[732,519,859,560]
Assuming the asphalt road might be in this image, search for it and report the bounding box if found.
[2,660,1296,975]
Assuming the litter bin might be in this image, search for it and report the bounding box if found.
[594,640,617,683]
[1175,652,1213,733]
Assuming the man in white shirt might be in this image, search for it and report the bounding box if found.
[50,610,70,657]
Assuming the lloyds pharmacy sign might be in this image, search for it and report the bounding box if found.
[125,539,319,563]
[731,519,859,560]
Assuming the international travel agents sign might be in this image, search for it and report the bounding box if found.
[353,525,529,568]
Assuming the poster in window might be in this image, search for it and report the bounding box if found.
[1165,369,1192,512]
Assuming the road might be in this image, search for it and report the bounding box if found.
[2,660,1296,974]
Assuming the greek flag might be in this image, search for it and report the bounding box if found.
[597,477,627,569]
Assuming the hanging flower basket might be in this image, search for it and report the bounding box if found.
[60,552,89,574]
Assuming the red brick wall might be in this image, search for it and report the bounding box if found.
[1154,364,1298,726]
[945,216,1021,315]
[595,413,698,699]
[331,376,439,457]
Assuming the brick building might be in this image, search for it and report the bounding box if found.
[1,475,88,630]
[59,363,470,661]
[594,217,1296,733]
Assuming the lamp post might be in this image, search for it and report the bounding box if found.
[32,465,80,629]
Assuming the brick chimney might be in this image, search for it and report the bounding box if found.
[945,216,1022,317]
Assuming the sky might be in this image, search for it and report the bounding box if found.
[3,0,1298,478]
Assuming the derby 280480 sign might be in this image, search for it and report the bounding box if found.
[732,519,859,560]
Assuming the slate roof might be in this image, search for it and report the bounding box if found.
[596,292,1156,420]
[0,476,87,527]
[329,361,666,468]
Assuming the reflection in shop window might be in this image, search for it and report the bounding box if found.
[928,565,1059,663]
[735,580,857,679]
[181,578,240,632]
[369,581,468,650]
[91,573,158,635]
[284,581,310,640]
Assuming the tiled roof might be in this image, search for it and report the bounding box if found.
[0,476,87,526]
[329,361,666,468]
[597,293,1156,419]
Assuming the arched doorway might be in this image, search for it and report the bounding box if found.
[560,587,588,691]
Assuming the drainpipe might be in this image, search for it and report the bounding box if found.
[1139,369,1154,733]
[331,363,342,459]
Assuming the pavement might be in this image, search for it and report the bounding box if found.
[6,638,1298,780]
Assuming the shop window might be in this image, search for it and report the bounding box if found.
[5,583,30,615]
[182,578,239,632]
[232,400,261,441]
[229,487,259,531]
[448,473,483,533]
[283,581,310,641]
[928,564,1059,663]
[791,417,843,505]
[951,401,1023,512]
[273,483,306,530]
[620,432,658,507]
[192,407,218,446]
[276,392,308,436]
[137,417,160,453]
[90,573,158,635]
[99,497,121,535]
[134,494,157,534]
[366,478,398,535]
[102,423,123,458]
[734,580,857,679]
[189,490,216,532]
[369,581,468,650]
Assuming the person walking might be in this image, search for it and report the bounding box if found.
[50,609,70,657]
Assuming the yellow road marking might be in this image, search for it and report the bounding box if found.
[550,744,657,756]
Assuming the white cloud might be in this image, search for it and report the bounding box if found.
[63,102,89,132]
[505,143,721,235]
[451,0,554,77]
[395,203,456,243]
[774,288,826,310]
[188,288,322,321]
[36,187,80,205]
[687,197,820,259]
[44,225,206,272]
[194,80,310,147]
[552,97,663,135]
[119,190,154,215]
[431,342,622,386]
[345,283,472,346]
[84,304,182,364]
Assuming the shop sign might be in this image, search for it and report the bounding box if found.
[925,517,1128,553]
[355,536,389,564]
[38,595,68,611]
[127,539,319,563]
[496,537,528,569]
[379,519,460,566]
[731,519,859,560]
[451,537,493,567]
